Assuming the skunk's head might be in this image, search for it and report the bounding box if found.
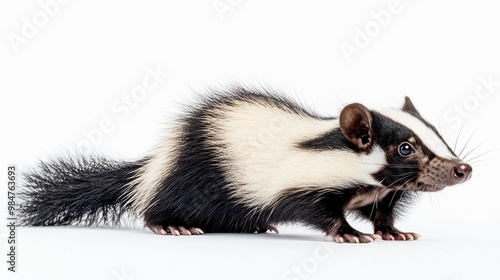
[339,97,472,192]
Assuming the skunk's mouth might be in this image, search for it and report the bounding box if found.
[413,182,447,192]
[389,182,447,192]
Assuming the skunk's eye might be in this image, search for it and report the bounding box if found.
[398,142,414,157]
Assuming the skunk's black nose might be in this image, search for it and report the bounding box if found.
[452,163,472,184]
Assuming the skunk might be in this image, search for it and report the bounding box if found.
[20,88,472,243]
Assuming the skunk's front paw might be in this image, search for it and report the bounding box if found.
[375,229,420,241]
[332,229,381,243]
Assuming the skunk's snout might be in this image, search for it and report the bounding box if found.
[452,162,472,185]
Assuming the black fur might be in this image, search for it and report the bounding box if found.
[370,112,424,187]
[298,128,357,151]
[20,156,142,226]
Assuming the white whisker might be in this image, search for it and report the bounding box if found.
[458,128,477,158]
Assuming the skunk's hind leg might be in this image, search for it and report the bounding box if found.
[147,224,204,236]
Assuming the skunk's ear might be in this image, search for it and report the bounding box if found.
[402,96,421,117]
[339,103,373,150]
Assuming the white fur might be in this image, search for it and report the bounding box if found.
[377,109,456,160]
[206,100,387,207]
[125,127,181,214]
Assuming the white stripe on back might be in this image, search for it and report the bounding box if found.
[125,127,181,214]
[207,101,387,207]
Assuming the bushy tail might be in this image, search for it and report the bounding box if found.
[19,156,142,227]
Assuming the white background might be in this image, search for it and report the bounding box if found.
[1,0,499,279]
